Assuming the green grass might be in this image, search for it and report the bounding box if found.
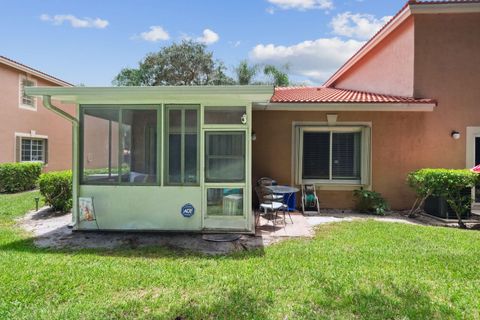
[1,192,480,319]
[0,190,44,225]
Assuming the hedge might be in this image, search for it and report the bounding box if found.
[38,171,73,212]
[0,162,43,193]
[407,168,478,227]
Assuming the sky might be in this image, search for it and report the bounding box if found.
[0,0,407,86]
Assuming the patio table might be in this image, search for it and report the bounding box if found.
[265,185,299,223]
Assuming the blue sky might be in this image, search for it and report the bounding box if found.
[1,0,406,86]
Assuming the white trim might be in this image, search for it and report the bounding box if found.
[0,56,72,87]
[324,5,412,87]
[410,3,480,14]
[466,127,480,205]
[19,75,37,111]
[15,132,48,139]
[254,102,435,112]
[15,133,48,163]
[293,122,372,189]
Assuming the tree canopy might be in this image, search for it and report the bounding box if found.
[113,40,234,86]
[113,40,291,87]
[235,60,258,85]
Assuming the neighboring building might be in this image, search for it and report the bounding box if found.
[253,0,480,210]
[0,56,74,171]
[25,0,480,233]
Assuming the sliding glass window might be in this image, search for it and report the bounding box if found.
[81,106,158,185]
[164,105,199,185]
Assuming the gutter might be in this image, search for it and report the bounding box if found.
[42,95,78,126]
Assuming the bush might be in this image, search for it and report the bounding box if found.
[0,162,43,193]
[407,168,478,227]
[38,171,72,212]
[353,188,389,215]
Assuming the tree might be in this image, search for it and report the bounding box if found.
[113,40,234,86]
[263,64,290,87]
[235,60,258,85]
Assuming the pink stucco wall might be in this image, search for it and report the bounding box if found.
[333,16,415,97]
[0,63,75,171]
[253,11,480,210]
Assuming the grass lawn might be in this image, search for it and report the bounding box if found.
[1,192,480,319]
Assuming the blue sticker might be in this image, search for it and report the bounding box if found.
[181,203,195,218]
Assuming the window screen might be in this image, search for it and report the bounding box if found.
[165,106,199,185]
[301,129,362,182]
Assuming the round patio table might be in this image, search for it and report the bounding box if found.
[265,185,299,223]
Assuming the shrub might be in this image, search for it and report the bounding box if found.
[407,168,478,228]
[0,162,43,193]
[38,171,72,212]
[353,188,389,215]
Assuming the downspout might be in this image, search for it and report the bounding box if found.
[42,95,80,229]
[42,95,79,126]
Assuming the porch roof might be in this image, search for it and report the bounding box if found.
[255,86,436,112]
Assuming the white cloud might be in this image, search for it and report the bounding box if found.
[40,14,108,29]
[139,26,170,42]
[331,12,392,40]
[266,0,333,11]
[196,29,219,45]
[249,37,364,83]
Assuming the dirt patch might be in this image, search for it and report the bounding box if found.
[16,208,313,255]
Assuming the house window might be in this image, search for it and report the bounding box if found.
[164,105,199,185]
[21,138,46,162]
[81,106,158,185]
[295,125,371,186]
[19,76,37,110]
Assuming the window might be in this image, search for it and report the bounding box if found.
[165,105,199,185]
[81,107,158,184]
[20,138,46,162]
[204,106,246,125]
[296,125,370,185]
[205,131,245,182]
[19,76,36,109]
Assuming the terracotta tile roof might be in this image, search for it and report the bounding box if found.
[270,86,436,104]
[0,55,73,87]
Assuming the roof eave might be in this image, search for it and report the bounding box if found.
[25,85,275,104]
[0,56,73,87]
[254,102,436,112]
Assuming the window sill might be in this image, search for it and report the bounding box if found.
[300,181,370,191]
[19,104,37,111]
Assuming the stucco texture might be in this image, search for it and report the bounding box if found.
[253,12,480,210]
[0,63,74,171]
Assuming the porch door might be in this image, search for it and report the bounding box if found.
[475,136,480,203]
[203,130,248,230]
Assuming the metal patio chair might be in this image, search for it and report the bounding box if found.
[254,186,287,229]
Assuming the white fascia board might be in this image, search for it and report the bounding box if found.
[253,102,435,112]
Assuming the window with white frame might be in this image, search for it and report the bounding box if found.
[295,125,371,185]
[19,76,37,109]
[21,138,46,162]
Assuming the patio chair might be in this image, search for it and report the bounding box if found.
[256,177,283,201]
[301,184,320,215]
[255,186,287,229]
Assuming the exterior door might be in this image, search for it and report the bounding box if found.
[202,130,248,230]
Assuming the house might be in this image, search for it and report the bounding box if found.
[0,56,74,171]
[25,0,480,233]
